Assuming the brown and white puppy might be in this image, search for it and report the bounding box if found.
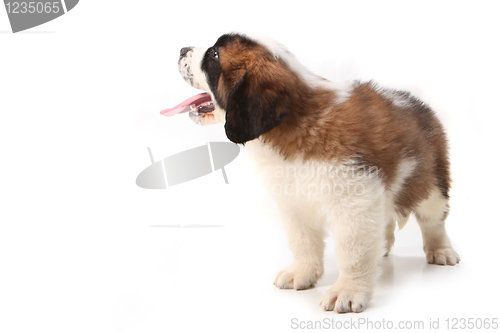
[174,33,460,313]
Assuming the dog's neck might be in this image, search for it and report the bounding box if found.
[260,83,344,161]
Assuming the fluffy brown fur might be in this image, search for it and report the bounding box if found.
[214,35,450,217]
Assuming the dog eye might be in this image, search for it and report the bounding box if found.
[210,48,219,59]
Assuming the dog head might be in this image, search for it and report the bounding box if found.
[177,33,307,144]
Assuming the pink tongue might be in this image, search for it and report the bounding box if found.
[160,93,212,117]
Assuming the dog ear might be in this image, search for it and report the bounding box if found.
[224,72,290,144]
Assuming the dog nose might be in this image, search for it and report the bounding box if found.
[180,47,192,58]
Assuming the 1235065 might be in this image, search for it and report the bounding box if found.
[5,2,61,14]
[446,318,498,330]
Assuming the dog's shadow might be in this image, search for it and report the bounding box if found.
[271,250,463,314]
[316,252,457,289]
[305,253,460,309]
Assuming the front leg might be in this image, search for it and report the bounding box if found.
[320,202,386,313]
[274,207,326,290]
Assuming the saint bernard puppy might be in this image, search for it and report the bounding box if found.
[169,33,460,313]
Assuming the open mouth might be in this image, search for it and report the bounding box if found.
[160,92,215,117]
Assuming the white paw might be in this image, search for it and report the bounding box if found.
[274,263,323,290]
[425,247,460,265]
[320,281,370,313]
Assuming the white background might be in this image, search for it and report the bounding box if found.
[1,1,499,332]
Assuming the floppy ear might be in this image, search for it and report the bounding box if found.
[224,72,291,144]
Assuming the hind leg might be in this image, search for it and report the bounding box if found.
[415,188,460,265]
[384,214,409,256]
[384,219,396,257]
